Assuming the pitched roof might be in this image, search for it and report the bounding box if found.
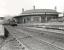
[22,9,58,14]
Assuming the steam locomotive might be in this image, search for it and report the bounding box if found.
[8,18,17,26]
[4,18,17,26]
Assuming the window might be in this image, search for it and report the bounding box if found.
[33,16,40,22]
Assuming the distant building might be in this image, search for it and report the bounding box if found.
[14,6,59,23]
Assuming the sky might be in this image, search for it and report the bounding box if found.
[0,0,64,17]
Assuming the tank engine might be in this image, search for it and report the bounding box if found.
[8,18,17,26]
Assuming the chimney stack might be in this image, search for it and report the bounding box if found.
[22,8,24,13]
[54,6,57,11]
[33,5,35,10]
[63,10,64,16]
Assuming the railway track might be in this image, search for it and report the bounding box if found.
[15,26,64,49]
[4,25,64,50]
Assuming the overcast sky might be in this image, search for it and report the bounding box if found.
[0,0,64,16]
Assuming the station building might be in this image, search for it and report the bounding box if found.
[14,6,59,23]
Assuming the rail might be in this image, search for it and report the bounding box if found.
[4,25,64,50]
[4,26,30,50]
